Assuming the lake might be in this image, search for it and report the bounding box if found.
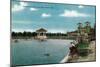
[11,39,73,66]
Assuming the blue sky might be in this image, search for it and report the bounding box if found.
[12,0,96,33]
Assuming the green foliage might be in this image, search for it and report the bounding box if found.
[76,42,89,57]
[77,42,89,49]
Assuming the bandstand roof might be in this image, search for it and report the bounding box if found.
[36,28,47,32]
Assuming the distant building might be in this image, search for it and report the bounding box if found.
[36,28,47,40]
[67,31,78,39]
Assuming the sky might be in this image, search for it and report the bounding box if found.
[11,0,96,33]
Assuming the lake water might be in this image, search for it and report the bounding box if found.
[11,39,73,66]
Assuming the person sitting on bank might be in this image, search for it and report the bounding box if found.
[69,42,79,58]
[73,40,79,47]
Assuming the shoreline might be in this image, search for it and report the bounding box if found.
[11,38,74,40]
[11,38,74,42]
[59,41,96,63]
[66,40,96,63]
[60,52,70,63]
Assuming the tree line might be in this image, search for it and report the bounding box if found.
[12,31,67,39]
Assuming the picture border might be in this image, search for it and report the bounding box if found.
[10,0,96,67]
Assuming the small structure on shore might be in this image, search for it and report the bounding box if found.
[36,28,47,40]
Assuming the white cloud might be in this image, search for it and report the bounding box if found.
[12,2,27,12]
[12,5,24,12]
[59,10,91,17]
[78,5,84,8]
[30,8,38,11]
[20,2,27,6]
[41,13,51,18]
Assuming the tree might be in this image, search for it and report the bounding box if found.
[77,22,83,34]
[85,21,91,34]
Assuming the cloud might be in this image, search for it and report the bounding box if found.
[78,5,84,8]
[59,10,91,17]
[41,13,51,18]
[12,2,27,12]
[30,8,38,11]
[20,2,27,6]
[12,5,24,12]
